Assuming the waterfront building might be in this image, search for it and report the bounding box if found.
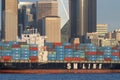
[1,0,18,41]
[97,24,108,37]
[36,0,58,35]
[69,0,96,42]
[43,16,61,42]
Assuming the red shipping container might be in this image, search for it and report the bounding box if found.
[0,46,3,50]
[30,56,38,60]
[29,47,38,50]
[112,52,119,56]
[79,58,85,61]
[86,52,97,55]
[97,51,104,55]
[73,57,85,61]
[64,45,72,49]
[73,57,79,61]
[30,56,38,62]
[2,56,12,61]
[64,57,73,61]
[104,58,112,61]
[53,42,62,47]
[112,47,117,50]
[12,44,20,48]
[30,59,38,62]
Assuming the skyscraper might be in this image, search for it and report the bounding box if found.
[69,0,96,41]
[37,0,58,35]
[1,0,18,41]
[43,16,61,42]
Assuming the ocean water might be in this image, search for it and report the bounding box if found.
[0,74,120,80]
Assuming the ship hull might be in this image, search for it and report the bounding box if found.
[1,62,120,74]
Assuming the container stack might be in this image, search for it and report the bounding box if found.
[96,51,104,61]
[78,44,86,50]
[55,46,64,61]
[64,45,73,61]
[12,44,21,61]
[85,43,97,61]
[73,50,85,61]
[48,51,56,61]
[2,42,12,62]
[20,45,29,61]
[104,47,112,61]
[29,44,38,62]
[111,49,119,61]
[0,42,3,61]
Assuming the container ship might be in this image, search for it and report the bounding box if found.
[1,29,120,74]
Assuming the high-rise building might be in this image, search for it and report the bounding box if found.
[69,0,96,42]
[97,24,108,36]
[1,0,18,41]
[37,0,58,35]
[43,16,61,42]
[18,2,36,32]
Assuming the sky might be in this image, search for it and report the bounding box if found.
[0,0,120,31]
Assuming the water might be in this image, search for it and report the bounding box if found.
[0,74,120,80]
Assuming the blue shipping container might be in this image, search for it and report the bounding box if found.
[112,56,119,61]
[29,44,38,47]
[30,54,38,56]
[20,57,29,60]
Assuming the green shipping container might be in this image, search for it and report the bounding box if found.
[21,45,29,48]
[48,51,56,55]
[80,56,85,58]
[3,47,12,50]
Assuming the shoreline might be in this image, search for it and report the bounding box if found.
[0,69,120,74]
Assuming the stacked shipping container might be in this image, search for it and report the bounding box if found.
[1,41,120,62]
[29,44,38,62]
[20,45,29,60]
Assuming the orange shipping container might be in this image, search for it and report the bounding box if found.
[30,56,38,60]
[86,52,97,55]
[112,47,117,50]
[29,47,38,50]
[12,44,20,48]
[97,51,104,55]
[104,58,112,61]
[53,42,62,47]
[112,52,119,56]
[64,57,73,61]
[30,56,38,62]
[73,57,85,61]
[64,45,72,49]
[2,56,12,61]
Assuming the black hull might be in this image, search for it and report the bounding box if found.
[0,62,120,70]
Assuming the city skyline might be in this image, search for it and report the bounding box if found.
[69,0,96,39]
[0,0,120,31]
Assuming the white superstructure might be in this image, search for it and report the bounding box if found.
[17,28,46,51]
